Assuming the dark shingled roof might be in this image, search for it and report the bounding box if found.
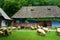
[12,6,60,18]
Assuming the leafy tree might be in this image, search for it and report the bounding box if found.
[2,0,21,17]
[0,0,60,17]
[0,0,4,8]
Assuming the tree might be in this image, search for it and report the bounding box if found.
[2,0,21,17]
[0,0,4,8]
[0,0,60,17]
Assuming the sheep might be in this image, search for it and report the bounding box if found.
[37,25,43,29]
[1,27,7,31]
[37,25,40,28]
[1,27,9,36]
[12,27,16,30]
[7,27,12,34]
[17,26,21,30]
[30,26,35,30]
[0,28,3,30]
[8,29,12,34]
[42,27,49,32]
[56,27,60,35]
[0,27,6,30]
[0,27,12,35]
[34,26,37,30]
[0,31,4,35]
[4,29,10,36]
[37,29,46,36]
[7,27,11,30]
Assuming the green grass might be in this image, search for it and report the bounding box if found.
[0,30,60,40]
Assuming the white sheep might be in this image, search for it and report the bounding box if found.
[8,29,12,34]
[37,25,41,29]
[30,26,35,30]
[42,27,49,32]
[8,27,11,29]
[37,25,43,29]
[0,28,3,30]
[17,26,21,30]
[0,31,4,35]
[12,27,16,30]
[56,27,60,35]
[1,27,7,32]
[37,29,46,36]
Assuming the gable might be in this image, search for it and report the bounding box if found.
[0,8,11,20]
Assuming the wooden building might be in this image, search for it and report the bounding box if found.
[0,8,11,27]
[12,6,60,28]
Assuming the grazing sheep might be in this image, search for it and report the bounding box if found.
[7,27,11,30]
[30,26,35,30]
[37,25,40,28]
[1,27,7,31]
[4,29,9,35]
[0,28,3,30]
[1,27,9,36]
[8,29,12,34]
[0,27,12,35]
[7,27,12,34]
[0,27,6,30]
[34,26,37,30]
[12,27,16,30]
[42,27,49,32]
[0,31,4,35]
[0,27,7,35]
[37,29,46,36]
[37,25,43,29]
[17,26,21,30]
[56,27,60,35]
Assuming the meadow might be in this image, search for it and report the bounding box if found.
[0,29,60,40]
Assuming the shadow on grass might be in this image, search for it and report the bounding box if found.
[55,32,60,37]
[36,32,46,37]
[56,34,60,36]
[0,34,11,38]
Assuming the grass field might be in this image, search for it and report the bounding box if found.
[0,30,60,40]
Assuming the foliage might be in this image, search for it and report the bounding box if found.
[2,0,21,17]
[0,0,60,17]
[25,18,60,22]
[0,0,4,8]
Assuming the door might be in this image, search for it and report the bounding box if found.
[1,20,6,27]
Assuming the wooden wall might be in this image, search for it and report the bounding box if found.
[38,21,52,27]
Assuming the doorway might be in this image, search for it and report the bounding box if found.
[43,21,47,27]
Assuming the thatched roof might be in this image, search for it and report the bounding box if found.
[12,6,60,18]
[0,8,11,20]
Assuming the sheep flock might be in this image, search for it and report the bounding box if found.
[0,26,60,36]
